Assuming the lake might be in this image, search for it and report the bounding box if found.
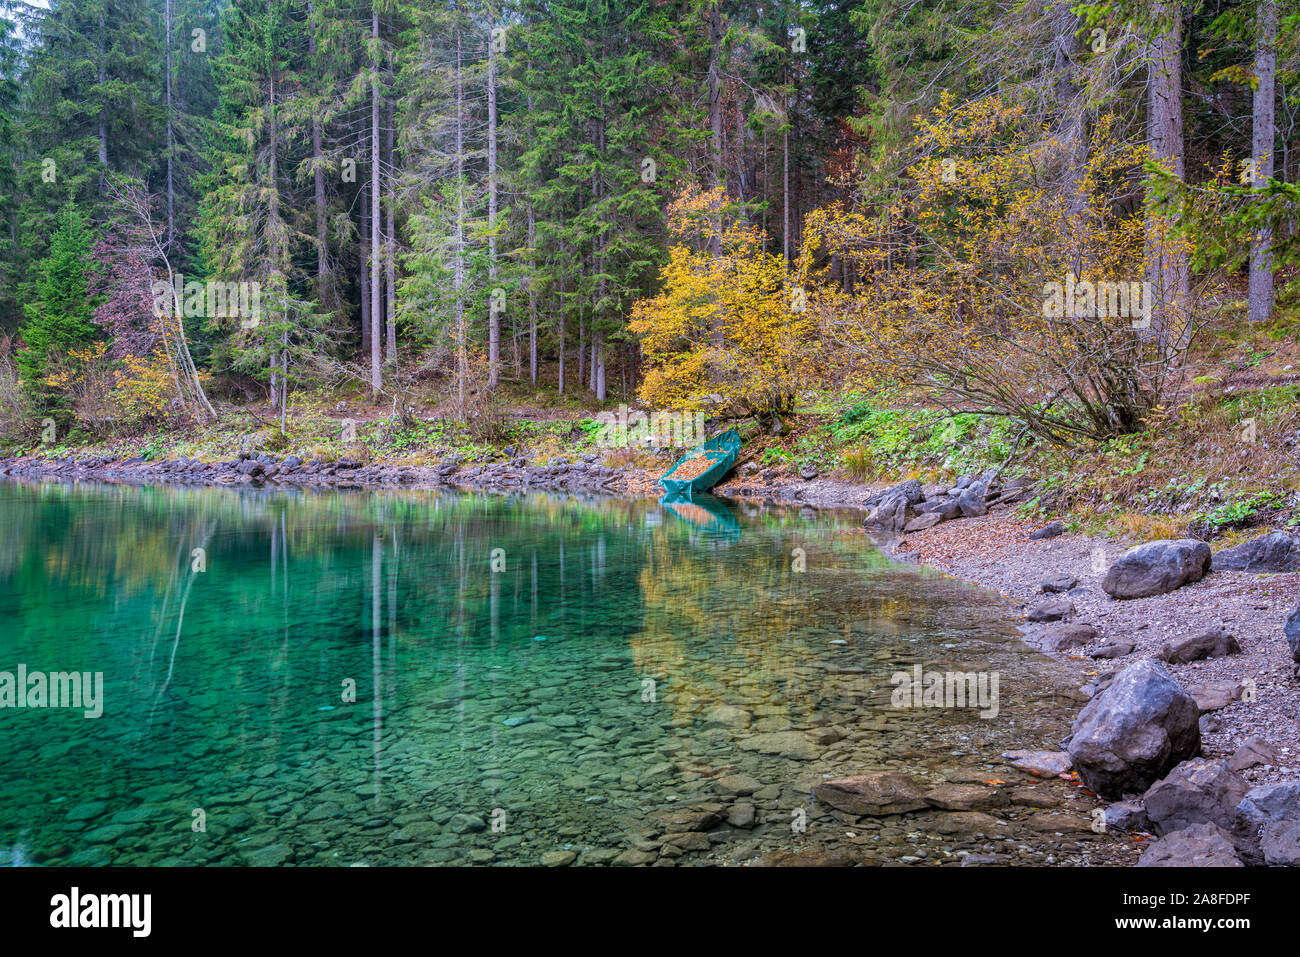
[0,480,1122,866]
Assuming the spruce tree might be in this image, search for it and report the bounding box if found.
[17,202,100,418]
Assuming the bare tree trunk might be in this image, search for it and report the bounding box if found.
[164,0,175,249]
[1053,1,1087,273]
[528,205,537,385]
[783,126,790,264]
[454,20,467,410]
[97,19,108,194]
[310,1,330,309]
[269,73,281,411]
[1249,0,1277,323]
[369,5,382,395]
[360,185,371,356]
[557,261,566,396]
[385,93,397,366]
[1144,2,1189,351]
[486,9,500,388]
[707,8,724,265]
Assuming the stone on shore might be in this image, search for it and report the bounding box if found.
[1040,574,1078,594]
[1029,521,1064,540]
[1213,532,1300,572]
[863,480,924,533]
[902,511,943,532]
[1285,605,1300,664]
[1234,782,1300,865]
[1066,659,1200,799]
[1157,626,1240,664]
[1227,736,1277,772]
[1136,823,1242,867]
[1039,622,1096,651]
[1184,679,1243,713]
[1001,750,1072,776]
[1101,539,1212,599]
[1026,599,1075,622]
[1142,758,1249,837]
[1104,799,1150,832]
[1091,641,1135,660]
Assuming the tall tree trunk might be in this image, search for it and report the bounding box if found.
[1052,0,1086,274]
[369,6,382,395]
[97,18,108,194]
[268,73,281,410]
[486,8,500,388]
[310,1,330,309]
[707,9,724,263]
[385,93,397,365]
[360,184,371,356]
[528,204,537,385]
[164,0,175,249]
[557,257,566,396]
[454,20,467,409]
[1144,2,1189,351]
[1249,0,1277,323]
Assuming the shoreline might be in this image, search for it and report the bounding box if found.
[5,451,1296,866]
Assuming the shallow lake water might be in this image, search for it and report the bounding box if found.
[0,480,1127,866]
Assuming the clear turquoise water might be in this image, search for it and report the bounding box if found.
[0,480,1109,866]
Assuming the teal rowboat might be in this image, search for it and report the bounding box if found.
[658,429,742,498]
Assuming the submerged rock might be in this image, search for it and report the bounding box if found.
[814,771,928,816]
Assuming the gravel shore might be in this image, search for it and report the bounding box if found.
[717,469,1300,797]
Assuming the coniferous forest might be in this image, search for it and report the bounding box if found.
[0,0,1294,452]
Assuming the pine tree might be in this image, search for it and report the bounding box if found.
[17,202,100,416]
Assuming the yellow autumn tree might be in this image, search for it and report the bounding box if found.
[630,184,815,416]
[803,95,1209,441]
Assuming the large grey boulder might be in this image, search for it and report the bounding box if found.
[1101,539,1212,599]
[1067,659,1201,798]
[1234,782,1300,865]
[1285,606,1300,664]
[1136,823,1243,867]
[1213,532,1300,572]
[953,480,989,517]
[917,498,963,520]
[863,480,925,533]
[1157,626,1240,664]
[1142,758,1249,837]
